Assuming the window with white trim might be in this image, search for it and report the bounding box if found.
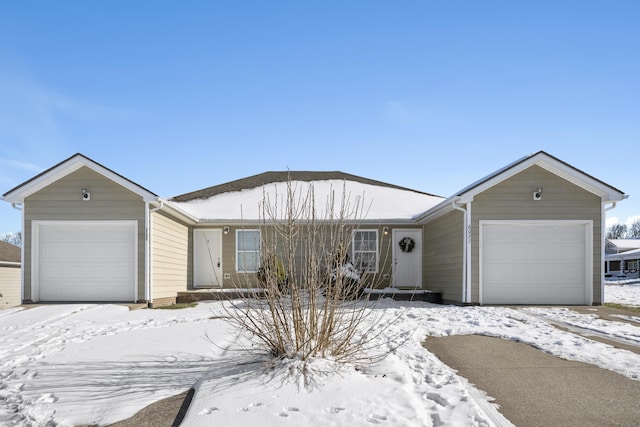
[236,229,261,272]
[352,229,378,273]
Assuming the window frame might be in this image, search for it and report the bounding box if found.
[352,229,379,273]
[235,229,261,273]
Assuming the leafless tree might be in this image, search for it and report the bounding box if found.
[220,176,395,376]
[607,223,627,239]
[1,232,22,247]
[628,219,640,238]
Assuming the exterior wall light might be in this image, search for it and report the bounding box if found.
[223,226,230,234]
[383,226,389,235]
[533,188,543,201]
[82,188,91,201]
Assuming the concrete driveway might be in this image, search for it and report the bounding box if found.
[423,306,640,427]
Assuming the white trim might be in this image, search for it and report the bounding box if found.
[31,220,138,302]
[145,202,151,303]
[479,220,593,305]
[464,202,472,303]
[416,152,626,224]
[4,154,157,203]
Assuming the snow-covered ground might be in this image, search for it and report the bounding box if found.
[1,283,639,427]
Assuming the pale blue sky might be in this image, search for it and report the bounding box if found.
[1,1,639,235]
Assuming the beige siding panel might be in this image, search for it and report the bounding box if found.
[23,167,146,301]
[471,165,602,304]
[424,210,464,303]
[0,266,21,308]
[151,212,189,300]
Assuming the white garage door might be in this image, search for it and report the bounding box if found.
[35,221,137,302]
[481,222,591,305]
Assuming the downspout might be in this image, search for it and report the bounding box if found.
[145,199,165,307]
[11,203,24,304]
[602,201,618,304]
[451,199,471,304]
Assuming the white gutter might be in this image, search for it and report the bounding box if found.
[602,201,619,301]
[10,203,25,304]
[451,198,472,304]
[144,199,166,306]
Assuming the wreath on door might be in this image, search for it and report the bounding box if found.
[399,237,415,253]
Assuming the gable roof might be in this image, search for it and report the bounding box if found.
[0,241,21,263]
[607,239,640,253]
[171,171,439,202]
[417,151,628,222]
[605,247,640,261]
[2,153,159,203]
[170,171,445,223]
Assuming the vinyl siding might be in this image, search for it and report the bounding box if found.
[210,224,398,289]
[151,211,189,302]
[23,167,147,301]
[0,265,21,308]
[471,165,602,304]
[423,210,464,303]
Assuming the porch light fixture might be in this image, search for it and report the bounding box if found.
[223,226,230,234]
[82,188,90,201]
[533,188,543,201]
[383,226,389,235]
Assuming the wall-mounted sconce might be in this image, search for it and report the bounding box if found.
[82,188,91,201]
[223,226,230,234]
[383,226,389,235]
[533,188,543,201]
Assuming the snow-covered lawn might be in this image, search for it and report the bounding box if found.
[1,283,639,427]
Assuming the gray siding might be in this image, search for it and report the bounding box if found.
[424,210,464,303]
[0,265,21,308]
[23,167,147,301]
[208,224,399,289]
[470,165,602,304]
[151,211,189,302]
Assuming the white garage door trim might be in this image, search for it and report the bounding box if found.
[32,220,138,302]
[479,220,593,305]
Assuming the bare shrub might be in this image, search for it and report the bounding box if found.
[222,175,392,368]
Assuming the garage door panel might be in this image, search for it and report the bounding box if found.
[35,221,136,302]
[482,222,589,305]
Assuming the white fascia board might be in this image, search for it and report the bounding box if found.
[3,155,158,203]
[415,195,474,223]
[417,152,626,224]
[157,200,200,225]
[533,156,626,202]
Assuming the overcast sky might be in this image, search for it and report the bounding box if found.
[1,1,638,235]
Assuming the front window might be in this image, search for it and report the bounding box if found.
[236,229,261,272]
[627,259,638,271]
[352,229,378,273]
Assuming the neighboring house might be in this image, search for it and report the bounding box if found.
[1,151,627,307]
[605,248,640,279]
[605,238,640,254]
[0,241,21,309]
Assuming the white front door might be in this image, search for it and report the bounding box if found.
[194,229,222,287]
[392,229,422,289]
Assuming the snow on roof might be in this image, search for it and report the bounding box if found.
[606,247,640,260]
[607,239,640,251]
[171,179,445,221]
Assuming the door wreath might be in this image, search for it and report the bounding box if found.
[399,237,415,253]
